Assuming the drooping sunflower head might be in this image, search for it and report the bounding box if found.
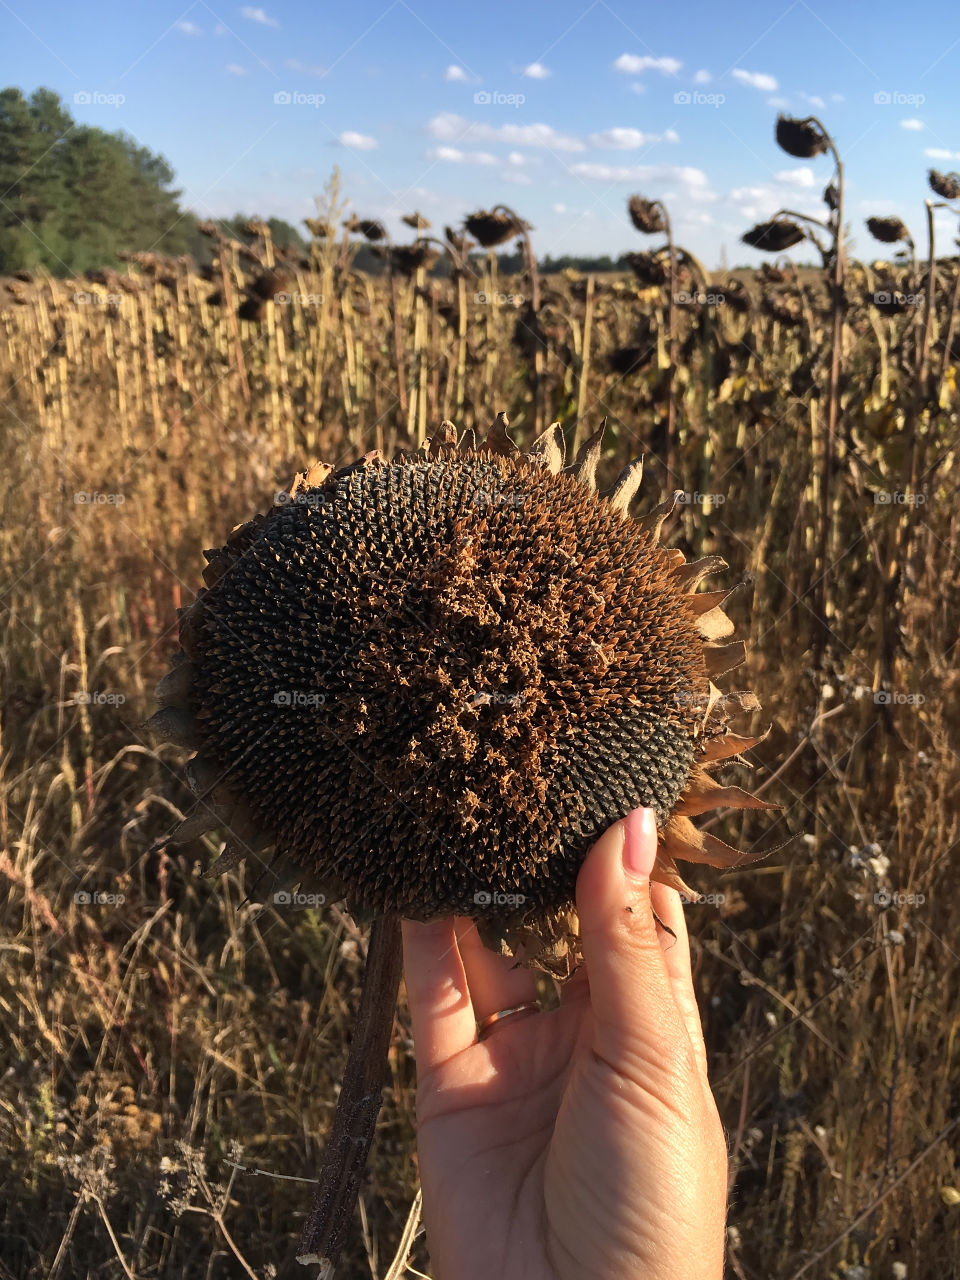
[149,416,779,977]
[775,114,830,160]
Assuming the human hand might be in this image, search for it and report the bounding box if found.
[400,807,728,1280]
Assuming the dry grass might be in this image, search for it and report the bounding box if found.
[1,218,959,1279]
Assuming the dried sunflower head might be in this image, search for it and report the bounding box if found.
[928,169,960,201]
[741,219,807,253]
[624,251,668,287]
[627,196,666,236]
[149,417,779,977]
[775,114,830,160]
[401,211,431,233]
[388,242,440,278]
[865,216,911,245]
[463,210,523,248]
[344,216,387,243]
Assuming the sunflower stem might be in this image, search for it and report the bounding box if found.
[812,139,844,669]
[297,912,403,1270]
[659,200,677,493]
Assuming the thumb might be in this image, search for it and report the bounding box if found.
[576,807,695,1086]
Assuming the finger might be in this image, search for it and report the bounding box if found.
[454,917,539,1028]
[576,807,696,1086]
[400,917,476,1072]
[650,881,709,1080]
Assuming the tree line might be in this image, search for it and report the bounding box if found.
[0,86,306,275]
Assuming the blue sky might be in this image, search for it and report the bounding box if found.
[3,0,959,266]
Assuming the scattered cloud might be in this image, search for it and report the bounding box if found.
[570,161,709,188]
[552,202,567,213]
[340,131,378,151]
[613,54,682,76]
[588,127,646,149]
[732,69,778,92]
[629,82,645,95]
[286,58,325,77]
[587,126,679,149]
[426,112,585,152]
[522,62,551,79]
[176,20,203,35]
[901,118,924,131]
[428,145,497,164]
[731,174,823,223]
[694,70,712,85]
[506,151,538,166]
[926,147,960,160]
[799,92,825,109]
[225,63,249,76]
[444,65,469,82]
[240,6,278,27]
[775,166,817,187]
[767,96,790,108]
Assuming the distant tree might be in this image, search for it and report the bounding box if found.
[0,86,191,274]
[0,87,72,270]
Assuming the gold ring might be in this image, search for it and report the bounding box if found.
[476,1000,541,1040]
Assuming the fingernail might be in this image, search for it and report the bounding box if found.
[623,806,658,880]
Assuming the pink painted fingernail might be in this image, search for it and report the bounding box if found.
[623,807,658,880]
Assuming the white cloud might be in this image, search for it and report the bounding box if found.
[729,185,769,202]
[588,127,649,149]
[693,69,712,85]
[613,54,682,75]
[176,20,203,35]
[730,176,823,225]
[506,151,538,166]
[901,118,924,131]
[428,145,497,165]
[444,65,469,82]
[286,58,325,76]
[629,82,646,95]
[240,6,278,26]
[340,131,379,151]
[775,166,817,187]
[926,147,960,160]
[500,169,532,184]
[799,92,825,109]
[522,62,551,79]
[571,161,709,189]
[587,126,679,149]
[225,63,249,76]
[732,68,778,91]
[552,202,568,213]
[426,112,585,151]
[767,96,790,108]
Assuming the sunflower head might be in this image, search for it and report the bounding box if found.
[463,210,524,248]
[928,169,960,201]
[865,216,911,246]
[148,417,780,978]
[775,114,830,160]
[741,219,807,253]
[627,196,666,236]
